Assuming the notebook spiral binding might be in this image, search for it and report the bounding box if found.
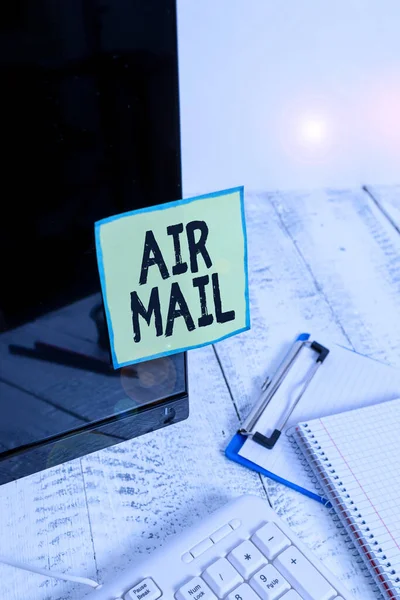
[287,428,399,600]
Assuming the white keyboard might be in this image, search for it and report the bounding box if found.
[87,495,355,600]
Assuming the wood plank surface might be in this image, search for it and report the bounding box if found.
[272,188,400,366]
[0,186,399,600]
[0,344,266,599]
[213,187,400,599]
[365,184,400,231]
[79,345,267,588]
[0,461,97,599]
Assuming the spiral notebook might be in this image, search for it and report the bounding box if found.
[227,334,400,502]
[294,399,400,600]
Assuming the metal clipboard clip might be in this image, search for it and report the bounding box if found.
[239,339,330,449]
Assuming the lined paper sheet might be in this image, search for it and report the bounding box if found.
[238,342,400,496]
[296,399,400,599]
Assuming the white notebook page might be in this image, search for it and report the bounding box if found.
[238,342,400,496]
[296,399,400,599]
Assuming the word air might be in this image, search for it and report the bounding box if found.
[130,221,235,342]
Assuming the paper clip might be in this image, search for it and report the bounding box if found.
[239,339,329,449]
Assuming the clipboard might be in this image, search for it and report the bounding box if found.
[226,332,400,503]
[238,335,329,449]
[225,432,325,503]
[225,333,327,503]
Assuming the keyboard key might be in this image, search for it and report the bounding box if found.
[249,564,290,599]
[229,519,242,530]
[252,523,291,560]
[274,547,337,600]
[202,557,243,597]
[228,540,267,578]
[226,583,261,600]
[175,576,217,600]
[181,552,193,564]
[210,524,232,543]
[126,577,162,600]
[281,591,303,600]
[190,537,214,557]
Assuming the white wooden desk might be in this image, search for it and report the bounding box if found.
[1,186,399,600]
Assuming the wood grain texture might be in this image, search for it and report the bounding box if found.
[0,461,97,599]
[213,187,400,599]
[79,345,267,590]
[364,185,400,231]
[272,188,400,367]
[214,191,360,595]
[0,344,266,599]
[0,186,399,600]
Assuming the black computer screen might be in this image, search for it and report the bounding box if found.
[1,0,182,328]
[0,1,187,481]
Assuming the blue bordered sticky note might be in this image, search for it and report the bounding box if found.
[95,186,250,368]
